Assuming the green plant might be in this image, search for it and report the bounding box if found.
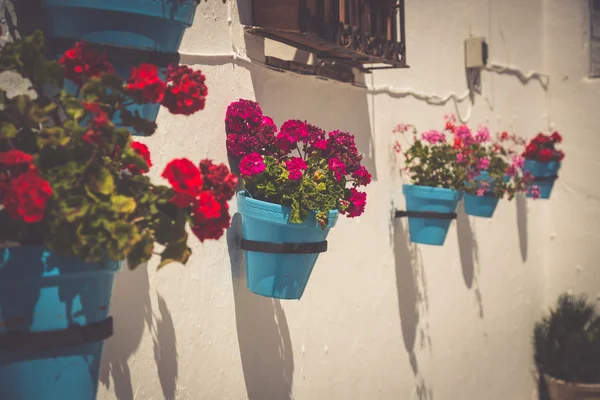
[0,32,237,269]
[226,100,371,228]
[534,293,600,383]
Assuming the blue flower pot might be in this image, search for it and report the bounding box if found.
[402,185,462,246]
[524,160,561,199]
[0,246,120,400]
[463,171,509,218]
[42,0,197,52]
[237,191,338,300]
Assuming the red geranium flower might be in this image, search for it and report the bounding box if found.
[127,141,152,174]
[127,64,166,103]
[537,148,553,162]
[3,170,52,223]
[193,191,222,220]
[162,158,204,202]
[551,131,563,143]
[59,41,115,85]
[556,150,565,161]
[162,65,208,115]
[523,142,538,159]
[0,150,33,166]
[534,133,549,144]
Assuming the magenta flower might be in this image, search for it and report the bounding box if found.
[476,157,490,170]
[281,120,308,143]
[467,169,481,180]
[454,124,474,146]
[512,155,525,170]
[474,126,491,143]
[529,185,541,199]
[352,165,371,186]
[421,130,446,144]
[343,188,367,218]
[286,157,307,180]
[456,153,466,163]
[328,157,347,181]
[239,152,265,177]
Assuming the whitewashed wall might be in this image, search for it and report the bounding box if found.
[2,0,598,399]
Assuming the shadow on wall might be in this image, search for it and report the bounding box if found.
[393,218,433,400]
[456,205,484,319]
[100,265,179,400]
[516,193,528,262]
[226,213,295,400]
[242,33,378,181]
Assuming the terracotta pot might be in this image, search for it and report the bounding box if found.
[544,374,600,400]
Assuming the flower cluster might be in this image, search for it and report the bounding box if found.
[0,150,52,223]
[225,99,277,157]
[231,100,371,227]
[394,114,537,199]
[522,132,564,163]
[162,158,238,242]
[59,44,208,117]
[0,32,234,269]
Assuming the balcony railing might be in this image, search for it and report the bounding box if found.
[246,0,407,71]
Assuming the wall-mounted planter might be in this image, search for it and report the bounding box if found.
[544,374,600,400]
[401,184,462,246]
[463,171,508,218]
[0,246,120,400]
[237,191,338,300]
[42,0,197,52]
[524,160,561,199]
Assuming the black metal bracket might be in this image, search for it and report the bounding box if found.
[241,239,328,254]
[50,38,181,67]
[395,210,457,220]
[532,175,558,182]
[0,317,113,351]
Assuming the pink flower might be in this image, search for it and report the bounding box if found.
[352,166,371,186]
[456,153,466,163]
[454,125,474,146]
[476,188,485,197]
[444,114,457,124]
[421,130,446,144]
[328,157,347,181]
[286,157,307,180]
[505,165,517,177]
[344,188,367,218]
[313,140,328,150]
[512,155,525,170]
[476,157,490,170]
[393,141,402,154]
[529,185,541,199]
[277,120,308,149]
[239,152,265,177]
[467,169,481,180]
[393,124,411,133]
[474,126,491,143]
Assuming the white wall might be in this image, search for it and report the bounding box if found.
[2,0,598,399]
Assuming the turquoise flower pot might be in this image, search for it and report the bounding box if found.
[42,0,197,52]
[0,246,120,400]
[463,171,509,218]
[524,160,561,199]
[237,191,338,300]
[402,184,462,246]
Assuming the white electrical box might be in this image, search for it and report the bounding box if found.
[465,37,488,69]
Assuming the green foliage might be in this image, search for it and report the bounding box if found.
[534,293,600,383]
[404,138,467,190]
[244,156,344,228]
[0,32,193,269]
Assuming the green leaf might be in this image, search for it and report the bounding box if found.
[88,166,115,196]
[158,233,191,269]
[0,123,17,139]
[111,195,137,214]
[127,231,154,270]
[316,182,326,192]
[38,126,66,148]
[58,197,90,223]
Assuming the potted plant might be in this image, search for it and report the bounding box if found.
[534,293,600,400]
[43,0,200,124]
[225,99,371,300]
[522,131,564,199]
[393,118,468,246]
[0,32,236,399]
[455,123,536,217]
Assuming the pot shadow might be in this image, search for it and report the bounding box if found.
[393,217,433,400]
[227,213,295,400]
[99,264,153,400]
[516,194,528,262]
[243,32,377,182]
[456,205,484,319]
[152,293,178,400]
